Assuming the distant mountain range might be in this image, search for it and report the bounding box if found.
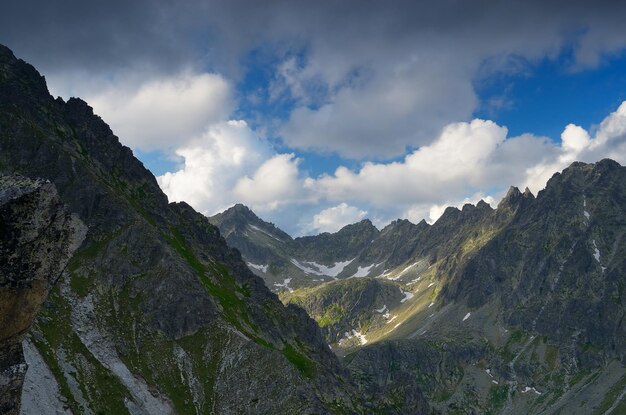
[210,161,626,414]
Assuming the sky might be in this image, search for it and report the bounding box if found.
[2,0,626,235]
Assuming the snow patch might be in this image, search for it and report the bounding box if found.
[462,312,471,322]
[399,288,414,303]
[352,263,379,278]
[290,258,354,278]
[375,304,392,319]
[304,258,354,277]
[521,386,542,395]
[592,239,601,262]
[246,262,268,273]
[338,329,368,345]
[273,278,293,292]
[583,195,590,220]
[290,258,325,275]
[428,301,435,308]
[486,368,493,378]
[407,277,422,285]
[249,224,282,241]
[492,380,499,385]
[388,261,419,280]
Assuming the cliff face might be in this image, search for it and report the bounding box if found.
[0,175,85,415]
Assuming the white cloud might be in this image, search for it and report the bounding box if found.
[234,153,309,210]
[312,119,519,206]
[307,203,368,234]
[157,101,626,236]
[88,72,233,151]
[157,121,309,216]
[523,101,626,191]
[157,120,271,215]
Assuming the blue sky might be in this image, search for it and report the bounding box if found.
[475,51,626,140]
[3,0,626,235]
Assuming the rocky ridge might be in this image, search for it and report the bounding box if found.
[215,161,626,414]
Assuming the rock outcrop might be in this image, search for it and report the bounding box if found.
[0,175,85,415]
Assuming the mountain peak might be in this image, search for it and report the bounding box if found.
[498,186,522,209]
[209,203,292,242]
[336,218,378,235]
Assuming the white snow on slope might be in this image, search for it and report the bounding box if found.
[583,195,590,220]
[291,258,326,275]
[400,288,414,303]
[338,329,368,345]
[304,259,354,277]
[352,263,379,278]
[521,386,542,395]
[462,312,471,322]
[274,278,293,292]
[290,258,354,278]
[592,240,601,262]
[388,261,419,280]
[249,224,283,241]
[247,262,268,273]
[375,304,392,319]
[591,240,607,272]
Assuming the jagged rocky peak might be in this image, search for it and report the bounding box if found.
[227,202,256,216]
[336,218,378,235]
[381,218,426,234]
[0,175,85,415]
[212,202,293,241]
[522,186,534,198]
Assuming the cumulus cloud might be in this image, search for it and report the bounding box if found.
[307,203,368,234]
[156,101,626,235]
[88,72,233,151]
[312,119,523,206]
[157,120,271,214]
[157,120,310,215]
[523,101,626,191]
[234,153,309,209]
[302,101,626,230]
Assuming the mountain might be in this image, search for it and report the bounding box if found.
[209,206,382,291]
[213,162,626,414]
[0,44,432,414]
[346,162,626,414]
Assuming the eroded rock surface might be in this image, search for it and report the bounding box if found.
[0,175,85,415]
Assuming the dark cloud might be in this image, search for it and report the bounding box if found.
[0,0,204,76]
[3,0,626,157]
[4,0,626,76]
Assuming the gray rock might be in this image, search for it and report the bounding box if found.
[0,175,85,415]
